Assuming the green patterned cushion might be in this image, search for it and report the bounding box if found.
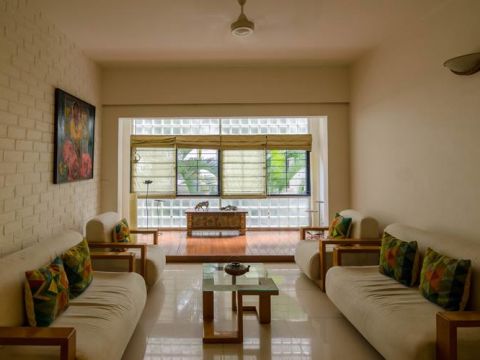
[112,218,131,243]
[62,239,93,298]
[420,248,472,311]
[379,232,420,286]
[328,213,352,238]
[24,256,70,327]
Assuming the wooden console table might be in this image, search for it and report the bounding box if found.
[185,209,247,236]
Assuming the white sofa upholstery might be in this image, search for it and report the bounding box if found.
[295,209,379,281]
[326,223,480,360]
[86,212,166,287]
[0,230,147,360]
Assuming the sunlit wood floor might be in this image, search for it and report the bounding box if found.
[137,230,300,262]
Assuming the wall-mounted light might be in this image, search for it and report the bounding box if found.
[443,52,480,75]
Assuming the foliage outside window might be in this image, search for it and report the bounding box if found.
[176,148,219,196]
[267,150,309,195]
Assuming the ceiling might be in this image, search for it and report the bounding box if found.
[34,0,443,67]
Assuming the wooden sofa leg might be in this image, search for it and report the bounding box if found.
[61,332,76,360]
[436,313,456,360]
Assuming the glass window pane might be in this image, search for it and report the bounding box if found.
[177,148,219,196]
[267,150,308,195]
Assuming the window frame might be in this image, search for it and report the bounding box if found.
[175,148,222,197]
[266,150,311,197]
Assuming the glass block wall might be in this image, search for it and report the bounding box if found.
[137,197,309,228]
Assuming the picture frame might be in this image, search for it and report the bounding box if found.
[53,88,96,184]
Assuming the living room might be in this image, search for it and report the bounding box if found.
[0,0,479,359]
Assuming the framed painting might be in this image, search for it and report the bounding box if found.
[54,88,95,184]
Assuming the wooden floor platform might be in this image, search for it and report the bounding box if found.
[137,230,299,262]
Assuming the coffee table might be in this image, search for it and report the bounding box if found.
[202,263,279,343]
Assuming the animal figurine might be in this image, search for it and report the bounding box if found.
[195,201,209,211]
[220,205,238,211]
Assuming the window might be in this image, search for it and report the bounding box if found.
[131,147,176,197]
[222,150,266,197]
[176,148,219,196]
[267,150,309,195]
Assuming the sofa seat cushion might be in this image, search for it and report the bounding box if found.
[326,266,480,360]
[91,245,165,287]
[0,271,147,360]
[295,240,379,281]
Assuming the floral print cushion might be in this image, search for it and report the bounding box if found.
[420,248,472,311]
[112,218,131,243]
[24,256,70,327]
[62,239,93,298]
[328,213,353,238]
[379,232,420,286]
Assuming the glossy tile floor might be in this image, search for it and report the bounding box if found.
[122,264,382,360]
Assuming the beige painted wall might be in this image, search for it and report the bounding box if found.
[350,0,480,241]
[0,1,102,255]
[102,66,349,105]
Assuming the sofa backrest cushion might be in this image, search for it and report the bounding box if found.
[0,230,83,326]
[86,212,121,243]
[340,209,379,239]
[385,223,480,310]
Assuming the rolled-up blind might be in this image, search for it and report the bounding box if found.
[220,135,267,150]
[131,147,176,197]
[222,150,266,198]
[266,134,312,150]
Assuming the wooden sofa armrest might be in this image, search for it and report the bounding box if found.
[319,238,381,291]
[0,326,76,360]
[299,226,329,240]
[130,228,158,245]
[90,252,136,273]
[332,245,380,266]
[88,243,147,278]
[436,311,480,360]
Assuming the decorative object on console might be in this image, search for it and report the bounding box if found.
[224,262,250,276]
[54,88,95,184]
[195,201,209,211]
[420,247,472,311]
[443,52,480,75]
[220,205,238,211]
[379,232,420,286]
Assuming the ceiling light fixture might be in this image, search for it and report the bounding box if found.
[231,0,254,37]
[443,52,480,75]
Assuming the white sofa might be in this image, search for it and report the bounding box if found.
[295,209,380,289]
[0,230,146,360]
[86,212,166,287]
[326,223,480,360]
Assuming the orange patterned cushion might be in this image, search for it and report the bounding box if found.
[24,256,70,327]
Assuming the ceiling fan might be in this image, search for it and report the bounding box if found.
[231,0,255,37]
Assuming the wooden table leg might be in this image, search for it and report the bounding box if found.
[258,294,272,324]
[232,275,237,311]
[203,291,214,321]
[237,292,243,343]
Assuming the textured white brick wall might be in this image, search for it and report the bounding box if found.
[0,0,102,255]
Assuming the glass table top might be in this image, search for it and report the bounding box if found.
[202,263,278,293]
